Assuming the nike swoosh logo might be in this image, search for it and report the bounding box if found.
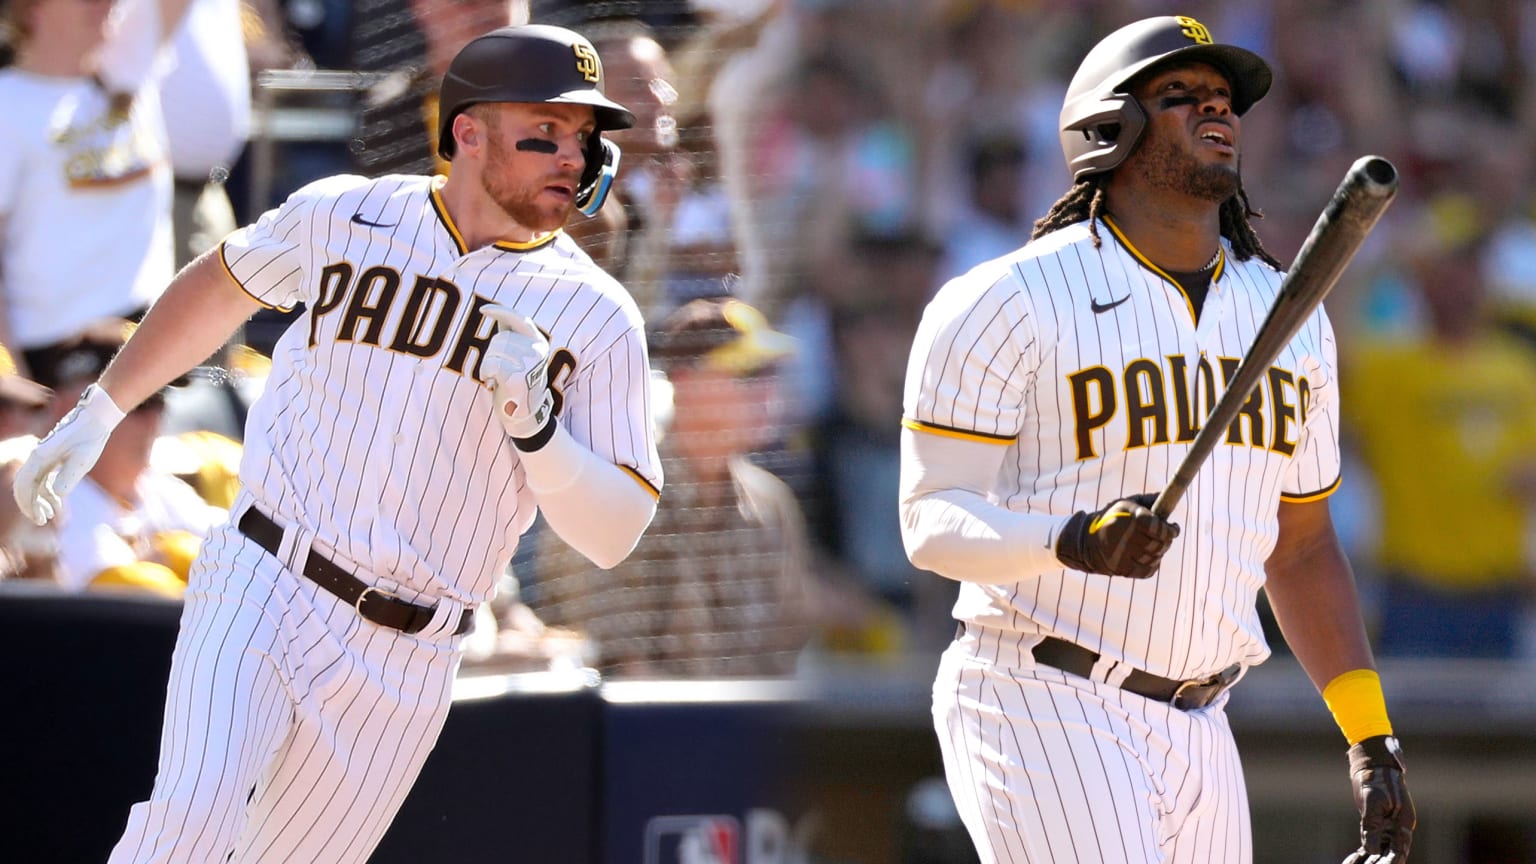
[351,213,396,228]
[1089,510,1130,534]
[1091,295,1130,314]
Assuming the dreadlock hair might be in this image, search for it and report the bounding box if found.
[1031,176,1109,244]
[1030,174,1284,270]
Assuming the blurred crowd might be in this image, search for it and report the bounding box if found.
[3,0,1536,683]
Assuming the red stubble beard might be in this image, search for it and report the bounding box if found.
[479,132,579,233]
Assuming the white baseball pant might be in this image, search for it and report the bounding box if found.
[108,515,466,863]
[932,628,1252,863]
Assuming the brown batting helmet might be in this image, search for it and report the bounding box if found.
[1059,15,1273,181]
[437,24,636,160]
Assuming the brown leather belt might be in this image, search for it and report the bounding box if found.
[960,623,1240,710]
[1031,636,1240,711]
[238,506,474,636]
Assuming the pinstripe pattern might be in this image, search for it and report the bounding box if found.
[108,173,660,861]
[934,630,1252,863]
[110,513,461,863]
[905,216,1337,862]
[222,174,661,606]
[905,218,1339,681]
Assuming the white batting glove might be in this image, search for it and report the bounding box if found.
[13,384,126,525]
[480,305,555,443]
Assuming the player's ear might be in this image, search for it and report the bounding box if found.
[451,112,481,155]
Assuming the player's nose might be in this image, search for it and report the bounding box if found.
[1195,86,1233,114]
[558,135,586,169]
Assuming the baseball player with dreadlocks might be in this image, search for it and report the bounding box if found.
[13,25,661,863]
[899,16,1413,864]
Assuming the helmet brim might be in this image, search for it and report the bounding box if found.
[545,90,636,132]
[1118,43,1273,115]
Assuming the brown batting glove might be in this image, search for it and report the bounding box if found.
[1054,493,1179,579]
[1341,735,1414,864]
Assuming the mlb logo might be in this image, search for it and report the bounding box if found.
[643,814,741,864]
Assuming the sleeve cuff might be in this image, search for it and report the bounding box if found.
[511,414,558,453]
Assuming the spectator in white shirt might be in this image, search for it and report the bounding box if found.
[0,0,195,378]
[25,318,223,598]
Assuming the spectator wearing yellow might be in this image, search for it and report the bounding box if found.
[1344,197,1536,657]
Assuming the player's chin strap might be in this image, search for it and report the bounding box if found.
[575,137,621,218]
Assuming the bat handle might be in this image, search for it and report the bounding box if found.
[1152,454,1202,518]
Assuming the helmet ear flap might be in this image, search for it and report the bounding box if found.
[1061,92,1147,180]
[576,136,622,217]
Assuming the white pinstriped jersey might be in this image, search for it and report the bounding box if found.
[904,217,1340,681]
[220,173,662,605]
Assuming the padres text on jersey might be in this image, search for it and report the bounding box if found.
[220,173,663,606]
[904,217,1339,681]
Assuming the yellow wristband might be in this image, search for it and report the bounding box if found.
[1322,669,1394,745]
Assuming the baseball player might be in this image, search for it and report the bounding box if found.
[13,24,661,864]
[899,16,1413,864]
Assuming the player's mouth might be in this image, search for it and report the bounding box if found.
[542,182,575,202]
[1195,121,1235,154]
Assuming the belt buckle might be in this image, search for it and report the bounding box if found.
[1170,678,1205,710]
[1171,664,1241,711]
[354,584,399,618]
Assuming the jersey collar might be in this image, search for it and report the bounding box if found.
[1099,215,1224,323]
[429,177,563,255]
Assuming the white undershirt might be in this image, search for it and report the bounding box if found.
[899,428,1070,584]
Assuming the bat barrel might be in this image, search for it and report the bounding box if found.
[1280,156,1399,321]
[1357,156,1397,192]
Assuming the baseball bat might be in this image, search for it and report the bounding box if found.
[1151,155,1399,519]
